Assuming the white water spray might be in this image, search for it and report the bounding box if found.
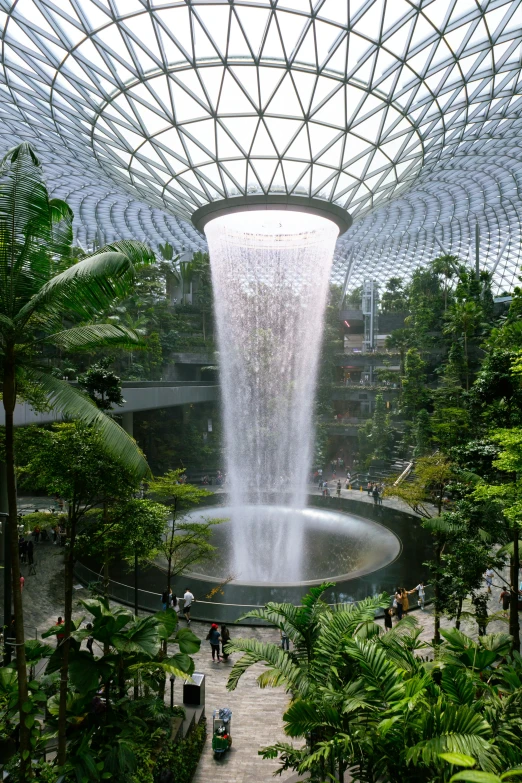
[206,210,339,582]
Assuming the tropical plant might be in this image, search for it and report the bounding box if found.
[226,586,522,783]
[0,142,152,778]
[40,598,200,782]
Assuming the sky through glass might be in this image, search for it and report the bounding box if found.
[1,0,521,291]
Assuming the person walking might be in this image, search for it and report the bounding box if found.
[484,568,494,593]
[27,539,34,566]
[281,627,290,651]
[33,524,41,543]
[183,587,195,624]
[19,575,25,591]
[499,585,511,614]
[221,625,231,661]
[372,484,379,505]
[384,607,394,631]
[172,593,181,617]
[207,623,221,662]
[336,480,342,499]
[367,481,372,496]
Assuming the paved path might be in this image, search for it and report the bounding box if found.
[5,496,517,783]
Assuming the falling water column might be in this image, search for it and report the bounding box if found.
[205,211,339,582]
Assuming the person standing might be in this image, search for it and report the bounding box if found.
[172,593,181,617]
[484,568,494,593]
[221,625,231,661]
[281,627,290,651]
[183,587,195,625]
[401,588,412,614]
[367,481,372,496]
[499,585,511,614]
[336,480,341,499]
[161,589,169,611]
[394,588,403,621]
[27,539,34,566]
[19,575,25,591]
[55,617,65,646]
[413,581,426,610]
[207,623,221,662]
[372,485,379,505]
[384,608,394,631]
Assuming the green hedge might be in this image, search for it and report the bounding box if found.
[153,719,207,783]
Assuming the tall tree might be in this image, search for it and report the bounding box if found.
[0,142,151,779]
[473,428,522,652]
[385,328,413,377]
[443,300,483,390]
[147,469,221,594]
[17,422,146,768]
[401,348,428,418]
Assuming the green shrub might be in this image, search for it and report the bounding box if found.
[153,719,207,783]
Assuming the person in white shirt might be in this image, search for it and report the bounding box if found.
[413,582,426,610]
[183,587,195,624]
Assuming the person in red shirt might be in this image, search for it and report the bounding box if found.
[55,617,65,645]
[19,575,25,591]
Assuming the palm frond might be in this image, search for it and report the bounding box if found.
[0,142,53,315]
[345,638,405,705]
[16,246,151,325]
[41,323,144,351]
[28,370,149,478]
[225,638,308,695]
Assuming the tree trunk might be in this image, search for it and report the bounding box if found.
[3,353,32,781]
[510,523,520,652]
[464,332,469,391]
[134,550,139,617]
[57,506,77,767]
[433,539,442,645]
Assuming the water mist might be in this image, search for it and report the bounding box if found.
[205,210,339,582]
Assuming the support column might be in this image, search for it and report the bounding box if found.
[122,411,134,438]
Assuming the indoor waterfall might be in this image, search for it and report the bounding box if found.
[205,210,339,582]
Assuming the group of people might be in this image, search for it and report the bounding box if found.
[206,623,231,662]
[161,586,195,625]
[367,481,384,504]
[383,583,426,627]
[18,535,34,565]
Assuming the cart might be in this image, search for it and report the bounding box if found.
[212,707,232,758]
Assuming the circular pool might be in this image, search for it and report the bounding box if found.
[174,504,401,586]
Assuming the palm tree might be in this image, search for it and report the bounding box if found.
[0,142,152,778]
[443,301,483,390]
[226,584,389,781]
[385,328,413,378]
[431,255,458,311]
[228,587,522,782]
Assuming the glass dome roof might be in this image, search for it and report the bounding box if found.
[1,0,522,291]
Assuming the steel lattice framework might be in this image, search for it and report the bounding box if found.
[1,0,522,291]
